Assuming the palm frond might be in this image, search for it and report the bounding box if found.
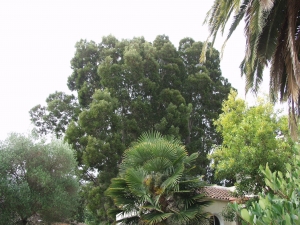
[137,130,163,143]
[245,0,262,66]
[184,152,198,165]
[244,58,265,95]
[107,132,209,224]
[143,157,174,174]
[201,0,243,62]
[125,168,148,197]
[256,0,286,63]
[161,164,184,190]
[108,177,127,189]
[169,207,205,224]
[269,0,300,140]
[242,0,285,95]
[141,204,164,213]
[106,178,138,206]
[270,18,287,102]
[141,212,173,225]
[175,191,210,210]
[107,208,123,219]
[204,0,300,139]
[151,141,185,164]
[221,0,250,58]
[122,132,186,173]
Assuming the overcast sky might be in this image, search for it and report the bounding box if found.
[0,0,270,140]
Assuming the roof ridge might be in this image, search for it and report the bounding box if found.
[198,186,234,200]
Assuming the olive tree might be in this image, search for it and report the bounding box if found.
[0,133,79,225]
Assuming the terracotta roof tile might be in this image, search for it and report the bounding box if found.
[198,186,234,200]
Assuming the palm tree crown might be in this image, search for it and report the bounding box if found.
[203,0,300,137]
[106,132,210,225]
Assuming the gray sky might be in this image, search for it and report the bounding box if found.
[0,0,269,140]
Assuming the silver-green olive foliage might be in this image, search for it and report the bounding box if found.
[0,133,79,225]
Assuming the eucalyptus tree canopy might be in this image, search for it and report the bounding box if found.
[203,0,300,137]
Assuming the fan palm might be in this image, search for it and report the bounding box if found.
[105,132,210,225]
[202,0,300,137]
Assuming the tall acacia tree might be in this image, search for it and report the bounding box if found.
[203,0,300,137]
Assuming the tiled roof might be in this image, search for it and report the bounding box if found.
[198,186,234,201]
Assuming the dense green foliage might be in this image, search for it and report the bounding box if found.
[231,147,300,225]
[203,0,300,137]
[106,132,210,225]
[29,91,80,138]
[210,90,294,194]
[0,133,79,225]
[30,35,232,222]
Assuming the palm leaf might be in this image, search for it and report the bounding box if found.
[143,157,173,173]
[137,130,163,142]
[106,187,136,205]
[106,178,138,206]
[256,0,286,63]
[161,164,184,190]
[244,58,265,95]
[141,204,164,213]
[106,132,209,224]
[270,19,287,102]
[151,141,184,164]
[107,208,123,219]
[204,0,300,140]
[141,212,173,225]
[201,0,242,62]
[125,168,148,197]
[121,144,153,172]
[244,0,261,67]
[183,152,198,165]
[108,177,127,189]
[122,132,185,173]
[221,0,250,57]
[168,207,204,224]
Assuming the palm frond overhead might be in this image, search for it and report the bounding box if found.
[203,0,300,138]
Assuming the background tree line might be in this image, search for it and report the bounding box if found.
[30,35,233,223]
